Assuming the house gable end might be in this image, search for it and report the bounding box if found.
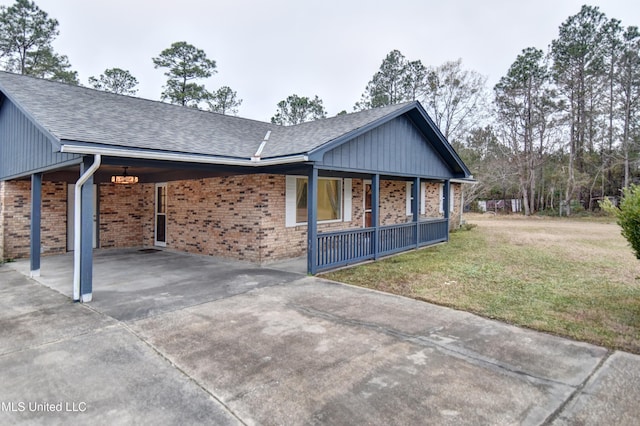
[0,98,81,180]
[316,114,455,178]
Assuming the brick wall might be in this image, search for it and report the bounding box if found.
[167,176,264,262]
[257,176,437,262]
[41,181,68,255]
[0,180,152,259]
[380,180,411,226]
[0,181,30,258]
[133,175,457,263]
[0,175,465,263]
[98,183,145,248]
[420,181,464,229]
[450,182,463,229]
[423,182,443,218]
[0,180,67,259]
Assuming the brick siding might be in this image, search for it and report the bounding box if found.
[98,183,145,248]
[0,180,67,259]
[1,175,464,263]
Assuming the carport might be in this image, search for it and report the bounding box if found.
[8,248,305,321]
[1,72,472,304]
[8,156,311,303]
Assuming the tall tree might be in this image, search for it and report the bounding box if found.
[404,60,428,101]
[152,41,217,108]
[617,26,640,189]
[88,67,139,95]
[600,18,623,192]
[0,0,78,84]
[422,58,488,144]
[551,5,608,214]
[207,86,242,115]
[455,126,511,208]
[271,94,326,125]
[354,50,423,110]
[494,48,555,215]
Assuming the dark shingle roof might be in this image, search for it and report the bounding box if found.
[0,71,413,160]
[0,71,273,158]
[262,103,412,158]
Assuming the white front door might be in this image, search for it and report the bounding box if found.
[154,183,167,247]
[67,184,97,250]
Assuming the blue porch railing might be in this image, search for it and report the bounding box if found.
[315,219,448,271]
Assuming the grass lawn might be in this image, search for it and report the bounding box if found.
[324,214,640,354]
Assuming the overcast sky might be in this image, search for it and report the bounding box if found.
[2,0,639,122]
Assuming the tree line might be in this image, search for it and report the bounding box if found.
[0,0,242,115]
[350,5,640,216]
[1,1,639,214]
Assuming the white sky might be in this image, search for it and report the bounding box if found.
[2,0,639,122]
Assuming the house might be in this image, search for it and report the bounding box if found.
[0,71,473,302]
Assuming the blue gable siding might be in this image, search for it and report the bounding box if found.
[318,115,454,178]
[0,99,80,180]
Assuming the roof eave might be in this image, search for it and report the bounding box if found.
[450,177,478,184]
[408,103,472,178]
[59,143,309,167]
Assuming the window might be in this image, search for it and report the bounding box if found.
[439,183,455,213]
[155,183,167,246]
[295,177,341,223]
[286,176,351,226]
[406,181,426,216]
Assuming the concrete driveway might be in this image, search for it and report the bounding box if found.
[1,250,639,425]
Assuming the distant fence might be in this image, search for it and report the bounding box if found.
[477,199,522,213]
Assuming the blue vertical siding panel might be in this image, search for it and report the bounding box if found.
[334,146,342,168]
[0,100,80,179]
[349,139,357,169]
[399,120,407,172]
[409,120,417,172]
[363,130,371,167]
[325,148,334,168]
[320,115,452,177]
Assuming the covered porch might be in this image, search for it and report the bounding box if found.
[306,168,452,274]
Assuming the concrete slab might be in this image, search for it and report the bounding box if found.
[277,278,608,386]
[4,252,638,425]
[265,256,307,275]
[9,249,303,321]
[0,327,240,425]
[129,277,609,426]
[0,267,240,425]
[0,269,117,355]
[552,351,640,425]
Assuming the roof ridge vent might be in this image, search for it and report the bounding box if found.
[251,130,271,161]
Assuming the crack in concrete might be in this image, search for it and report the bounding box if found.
[291,303,582,390]
[540,351,613,425]
[80,303,250,426]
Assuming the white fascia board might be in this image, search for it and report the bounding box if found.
[60,144,308,167]
[450,178,478,184]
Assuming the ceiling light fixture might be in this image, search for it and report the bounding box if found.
[111,167,139,185]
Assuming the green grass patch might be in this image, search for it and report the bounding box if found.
[324,220,640,353]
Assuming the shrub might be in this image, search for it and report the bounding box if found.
[600,185,640,259]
